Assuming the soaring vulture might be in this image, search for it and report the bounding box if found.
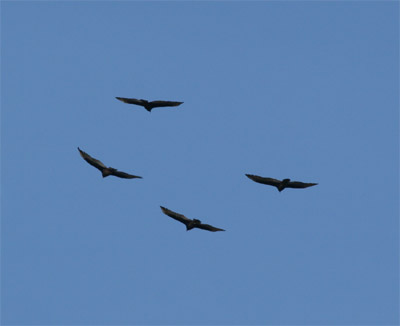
[115,97,183,112]
[245,174,317,192]
[78,147,142,179]
[160,206,225,232]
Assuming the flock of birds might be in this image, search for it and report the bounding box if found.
[78,97,318,233]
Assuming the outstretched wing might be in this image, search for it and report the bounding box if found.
[287,181,318,189]
[196,223,225,232]
[245,174,281,186]
[160,206,191,226]
[115,97,146,106]
[111,170,142,179]
[78,147,107,172]
[148,100,183,109]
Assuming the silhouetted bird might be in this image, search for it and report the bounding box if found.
[115,97,183,112]
[78,147,142,179]
[245,174,317,192]
[160,206,225,232]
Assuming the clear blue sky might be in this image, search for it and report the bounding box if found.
[1,1,398,325]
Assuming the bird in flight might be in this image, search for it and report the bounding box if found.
[78,147,142,179]
[245,174,317,192]
[115,97,183,112]
[160,206,225,232]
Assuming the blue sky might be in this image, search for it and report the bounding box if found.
[1,1,399,325]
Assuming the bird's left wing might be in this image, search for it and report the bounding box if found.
[245,174,281,186]
[78,147,107,172]
[160,206,191,226]
[115,97,144,106]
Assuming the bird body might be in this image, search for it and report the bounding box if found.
[245,174,317,192]
[160,206,225,232]
[101,168,115,178]
[115,97,183,112]
[78,147,142,179]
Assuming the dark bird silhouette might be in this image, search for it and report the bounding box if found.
[245,174,317,192]
[115,97,183,112]
[78,147,142,179]
[160,206,225,232]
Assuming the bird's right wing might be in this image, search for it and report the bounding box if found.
[160,206,191,226]
[197,223,225,232]
[78,147,107,172]
[149,100,184,108]
[287,181,318,189]
[115,97,145,106]
[245,174,281,186]
[111,170,143,179]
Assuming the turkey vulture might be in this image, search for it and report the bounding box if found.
[78,147,142,179]
[115,97,183,112]
[160,206,225,232]
[245,174,317,192]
